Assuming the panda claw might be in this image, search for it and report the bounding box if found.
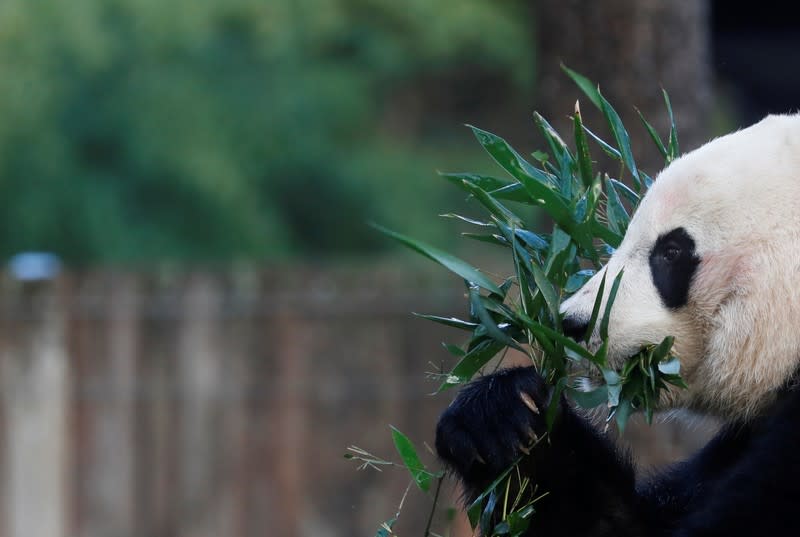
[520,391,540,414]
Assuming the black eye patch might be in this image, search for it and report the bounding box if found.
[648,227,700,309]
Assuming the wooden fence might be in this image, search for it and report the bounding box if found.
[0,267,715,537]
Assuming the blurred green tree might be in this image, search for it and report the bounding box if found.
[0,0,534,263]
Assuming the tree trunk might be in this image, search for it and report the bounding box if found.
[536,0,711,173]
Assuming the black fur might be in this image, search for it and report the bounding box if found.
[649,228,700,309]
[562,315,589,341]
[436,366,800,536]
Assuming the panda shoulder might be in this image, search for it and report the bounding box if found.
[754,113,800,136]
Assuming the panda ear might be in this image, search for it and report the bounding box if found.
[692,250,749,314]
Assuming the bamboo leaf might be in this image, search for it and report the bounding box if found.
[375,517,397,537]
[461,233,509,247]
[480,491,499,535]
[568,384,608,409]
[608,178,640,207]
[658,356,681,376]
[514,229,549,253]
[600,269,625,341]
[469,287,524,351]
[530,262,560,326]
[663,89,680,162]
[440,172,512,192]
[468,125,555,187]
[614,399,634,433]
[635,107,668,161]
[598,91,641,190]
[459,180,523,227]
[489,183,537,204]
[604,175,630,235]
[440,340,506,390]
[565,269,595,293]
[413,313,479,331]
[533,112,576,198]
[442,343,466,357]
[585,270,607,343]
[510,233,538,321]
[390,427,431,492]
[373,224,501,295]
[544,227,574,285]
[516,312,594,361]
[467,464,518,529]
[561,64,602,110]
[652,336,675,363]
[467,126,574,229]
[441,173,533,204]
[440,213,493,227]
[604,369,622,408]
[573,101,594,189]
[590,220,623,249]
[582,124,622,161]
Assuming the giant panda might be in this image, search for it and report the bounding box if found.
[435,114,800,537]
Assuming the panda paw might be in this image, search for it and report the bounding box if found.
[435,366,552,484]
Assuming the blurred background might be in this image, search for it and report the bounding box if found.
[0,1,796,536]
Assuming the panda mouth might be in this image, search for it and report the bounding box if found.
[580,338,632,368]
[572,346,652,388]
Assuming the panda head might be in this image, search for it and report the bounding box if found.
[560,114,800,421]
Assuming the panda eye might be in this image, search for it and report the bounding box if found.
[662,246,681,263]
[649,227,700,309]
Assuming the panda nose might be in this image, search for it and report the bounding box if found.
[562,316,589,342]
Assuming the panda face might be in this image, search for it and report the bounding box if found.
[560,114,800,419]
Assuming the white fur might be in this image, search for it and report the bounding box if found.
[560,115,800,421]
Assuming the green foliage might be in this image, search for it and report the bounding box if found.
[390,426,434,493]
[375,70,689,534]
[0,0,534,263]
[389,69,687,422]
[346,432,445,536]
